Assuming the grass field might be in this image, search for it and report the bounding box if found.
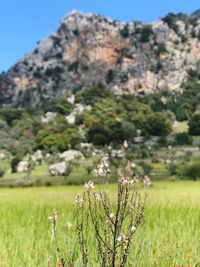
[0,181,199,266]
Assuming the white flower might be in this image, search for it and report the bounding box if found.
[48,216,53,221]
[94,193,101,201]
[122,179,129,186]
[117,235,122,242]
[75,194,84,207]
[84,180,95,191]
[48,209,58,222]
[66,222,73,229]
[117,233,126,243]
[131,225,136,232]
[95,159,110,177]
[109,213,114,219]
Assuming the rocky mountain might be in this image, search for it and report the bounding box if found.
[1,10,200,105]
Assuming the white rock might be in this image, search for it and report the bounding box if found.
[17,161,29,173]
[31,150,43,162]
[80,143,92,149]
[59,150,83,161]
[0,152,6,160]
[66,113,76,124]
[41,112,57,123]
[111,149,124,158]
[38,38,54,54]
[67,94,75,104]
[49,162,67,176]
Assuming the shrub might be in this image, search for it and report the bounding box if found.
[44,66,63,79]
[0,168,4,178]
[75,85,114,105]
[0,108,24,126]
[145,113,171,136]
[156,43,167,55]
[68,61,79,72]
[174,133,193,145]
[11,155,23,173]
[162,13,179,33]
[182,162,200,180]
[120,24,129,38]
[42,97,73,115]
[136,25,153,43]
[106,69,114,83]
[87,125,110,146]
[189,112,200,135]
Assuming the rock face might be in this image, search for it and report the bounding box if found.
[1,11,200,104]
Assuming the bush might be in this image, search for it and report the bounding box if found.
[75,85,114,105]
[68,61,79,72]
[44,66,63,80]
[162,13,179,33]
[189,112,200,135]
[182,162,200,180]
[145,113,171,136]
[119,24,129,38]
[156,43,167,55]
[174,133,193,145]
[42,97,73,115]
[0,168,4,178]
[106,69,114,83]
[87,125,110,146]
[11,155,23,173]
[136,25,153,43]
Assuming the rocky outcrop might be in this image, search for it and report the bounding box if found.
[1,10,200,104]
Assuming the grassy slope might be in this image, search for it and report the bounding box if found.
[0,182,199,266]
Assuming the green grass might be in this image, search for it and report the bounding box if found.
[0,181,199,266]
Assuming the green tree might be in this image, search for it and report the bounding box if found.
[146,113,171,136]
[189,112,200,135]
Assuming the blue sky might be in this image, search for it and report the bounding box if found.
[1,0,200,73]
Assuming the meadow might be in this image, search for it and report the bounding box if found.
[0,181,199,267]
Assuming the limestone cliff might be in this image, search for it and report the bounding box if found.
[1,10,200,104]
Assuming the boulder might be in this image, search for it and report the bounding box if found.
[59,150,83,161]
[49,162,67,176]
[17,161,29,173]
[41,112,56,123]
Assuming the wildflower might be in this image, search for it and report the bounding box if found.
[117,233,126,243]
[48,209,58,222]
[143,175,152,187]
[75,194,83,207]
[84,180,95,191]
[109,213,114,219]
[93,193,101,201]
[117,235,122,242]
[131,225,136,232]
[95,159,110,177]
[66,222,73,229]
[122,179,129,186]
